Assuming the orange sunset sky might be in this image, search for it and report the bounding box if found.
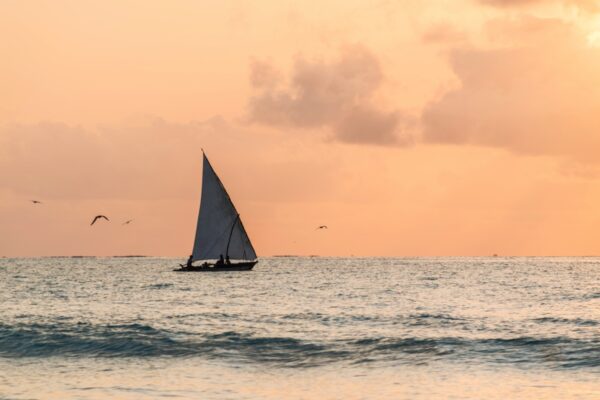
[2,0,600,257]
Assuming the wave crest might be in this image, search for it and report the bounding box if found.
[1,322,598,369]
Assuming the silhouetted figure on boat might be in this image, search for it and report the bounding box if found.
[226,255,231,264]
[216,254,225,266]
[186,255,193,268]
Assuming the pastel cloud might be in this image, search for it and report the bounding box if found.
[0,119,211,200]
[422,17,600,163]
[248,46,412,146]
[478,0,600,9]
[0,118,341,203]
[422,23,468,45]
[479,0,550,5]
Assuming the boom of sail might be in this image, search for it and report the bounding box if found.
[191,154,257,262]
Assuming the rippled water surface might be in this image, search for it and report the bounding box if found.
[1,257,599,399]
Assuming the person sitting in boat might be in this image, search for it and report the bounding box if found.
[216,254,225,265]
[225,255,231,264]
[186,255,193,268]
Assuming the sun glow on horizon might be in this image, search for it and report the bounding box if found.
[2,1,600,257]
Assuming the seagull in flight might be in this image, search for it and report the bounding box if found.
[316,225,328,230]
[30,200,42,204]
[90,215,109,225]
[122,219,133,225]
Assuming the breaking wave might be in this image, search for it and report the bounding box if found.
[1,321,598,369]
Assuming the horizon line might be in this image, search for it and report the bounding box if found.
[2,254,600,259]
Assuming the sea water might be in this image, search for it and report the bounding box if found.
[0,257,598,399]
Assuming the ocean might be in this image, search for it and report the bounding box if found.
[1,257,598,399]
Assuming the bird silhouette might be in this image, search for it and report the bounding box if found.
[90,215,109,225]
[122,219,133,225]
[316,225,328,230]
[30,200,42,204]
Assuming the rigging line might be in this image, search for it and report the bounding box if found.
[225,214,241,258]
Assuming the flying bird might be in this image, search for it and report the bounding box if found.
[30,200,42,204]
[122,219,133,225]
[316,225,328,230]
[90,215,109,225]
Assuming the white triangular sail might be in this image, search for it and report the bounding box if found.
[192,154,257,262]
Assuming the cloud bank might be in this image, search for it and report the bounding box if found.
[422,17,600,163]
[248,46,412,146]
[0,118,226,200]
[248,24,600,166]
[0,117,343,202]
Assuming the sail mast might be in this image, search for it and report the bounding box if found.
[225,214,241,258]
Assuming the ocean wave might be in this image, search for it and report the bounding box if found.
[532,317,598,326]
[272,312,467,327]
[583,292,600,300]
[144,283,174,290]
[0,322,598,369]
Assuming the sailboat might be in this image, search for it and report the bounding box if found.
[175,152,258,271]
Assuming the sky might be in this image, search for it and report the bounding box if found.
[2,0,600,257]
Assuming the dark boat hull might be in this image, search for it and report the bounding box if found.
[174,261,257,272]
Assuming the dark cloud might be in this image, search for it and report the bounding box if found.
[334,106,407,145]
[422,17,600,163]
[248,46,412,145]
